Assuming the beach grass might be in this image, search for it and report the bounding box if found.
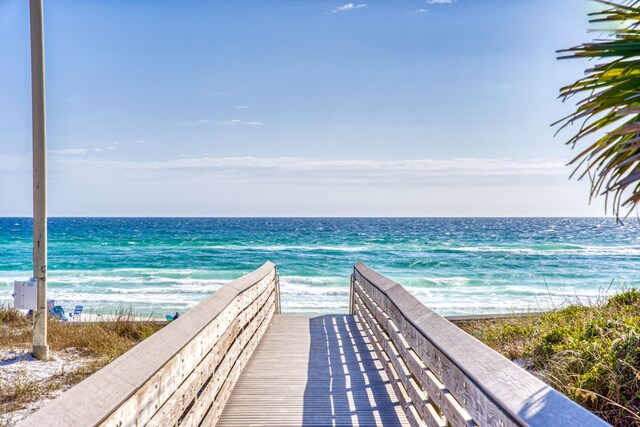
[0,307,164,422]
[0,307,163,358]
[459,289,640,426]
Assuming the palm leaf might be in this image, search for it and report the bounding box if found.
[558,0,640,219]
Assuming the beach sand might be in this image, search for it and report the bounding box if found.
[0,348,98,426]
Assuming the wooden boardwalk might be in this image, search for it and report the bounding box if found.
[20,262,610,427]
[218,314,409,426]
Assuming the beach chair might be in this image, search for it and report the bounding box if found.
[69,305,83,320]
[72,305,83,319]
[50,305,68,321]
[165,312,180,322]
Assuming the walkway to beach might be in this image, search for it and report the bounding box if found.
[20,262,609,427]
[217,314,408,426]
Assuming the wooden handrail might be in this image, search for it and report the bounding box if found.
[20,262,280,427]
[351,262,610,427]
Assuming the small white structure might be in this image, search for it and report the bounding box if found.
[14,278,37,310]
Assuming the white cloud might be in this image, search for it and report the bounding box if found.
[427,0,454,3]
[333,3,366,13]
[2,153,600,216]
[416,8,429,13]
[4,154,567,182]
[48,146,116,156]
[185,119,211,126]
[213,119,265,126]
[42,155,568,184]
[180,118,263,126]
[179,119,211,126]
[235,105,249,109]
[49,148,90,156]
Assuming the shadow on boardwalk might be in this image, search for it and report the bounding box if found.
[302,315,405,426]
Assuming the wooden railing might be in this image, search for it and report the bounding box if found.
[350,262,609,427]
[21,262,280,427]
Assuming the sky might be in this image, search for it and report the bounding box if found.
[0,0,609,216]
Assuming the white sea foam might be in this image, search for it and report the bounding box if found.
[0,264,634,317]
[280,275,345,286]
[415,277,471,287]
[201,244,368,252]
[453,244,640,256]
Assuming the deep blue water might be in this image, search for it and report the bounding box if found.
[1,217,639,316]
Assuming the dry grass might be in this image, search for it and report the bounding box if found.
[0,308,163,361]
[0,367,48,413]
[460,289,640,426]
[0,307,164,419]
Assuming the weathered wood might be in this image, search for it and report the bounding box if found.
[275,273,281,314]
[446,312,545,325]
[354,280,473,427]
[146,318,241,427]
[349,273,356,315]
[360,295,445,427]
[356,274,514,426]
[100,275,275,427]
[355,291,433,427]
[21,260,610,427]
[354,298,425,427]
[218,314,410,426]
[180,292,275,427]
[201,301,275,425]
[353,262,610,427]
[147,278,274,427]
[19,262,279,427]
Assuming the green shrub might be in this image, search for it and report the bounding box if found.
[460,289,640,425]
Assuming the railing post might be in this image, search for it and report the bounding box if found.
[275,272,281,314]
[349,272,355,315]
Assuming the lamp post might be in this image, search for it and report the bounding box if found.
[30,0,48,360]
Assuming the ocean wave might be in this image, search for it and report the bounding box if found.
[416,277,470,287]
[201,244,368,252]
[280,286,349,297]
[0,290,203,307]
[98,282,225,295]
[282,303,349,312]
[280,275,346,286]
[450,244,640,256]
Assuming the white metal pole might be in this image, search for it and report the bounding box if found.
[30,0,48,360]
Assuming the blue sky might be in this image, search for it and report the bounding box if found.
[0,0,606,216]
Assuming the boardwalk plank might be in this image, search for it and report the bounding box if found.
[217,314,409,426]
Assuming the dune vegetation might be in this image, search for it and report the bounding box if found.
[0,308,164,422]
[460,289,640,426]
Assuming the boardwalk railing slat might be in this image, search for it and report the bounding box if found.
[351,262,610,427]
[18,262,279,427]
[354,279,473,427]
[354,290,441,427]
[354,298,426,427]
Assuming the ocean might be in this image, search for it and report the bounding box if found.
[1,217,639,317]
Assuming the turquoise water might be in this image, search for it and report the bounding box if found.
[1,217,639,316]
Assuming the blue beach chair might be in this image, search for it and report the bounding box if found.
[165,312,180,322]
[50,305,68,321]
[72,305,83,319]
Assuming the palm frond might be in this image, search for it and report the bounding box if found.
[557,0,640,219]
